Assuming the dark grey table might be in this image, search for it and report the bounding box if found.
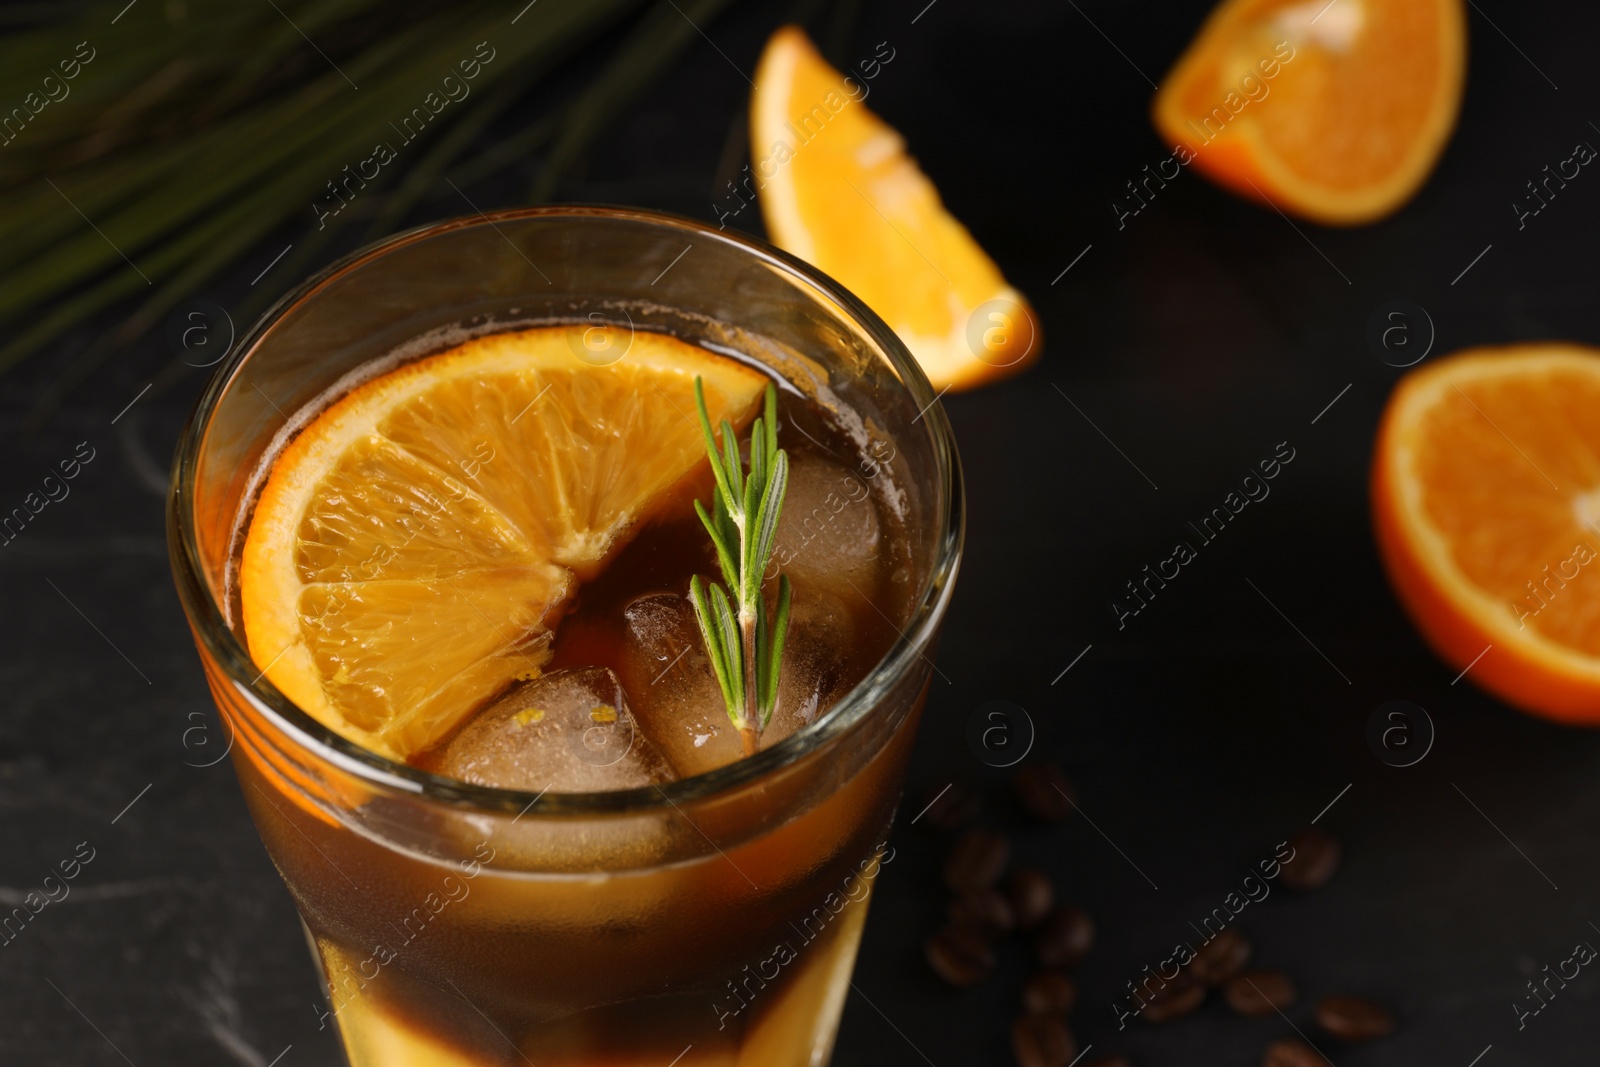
[3,0,1597,1063]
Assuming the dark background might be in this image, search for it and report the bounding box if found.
[3,0,1599,1063]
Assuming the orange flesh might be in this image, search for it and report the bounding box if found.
[1154,0,1466,223]
[752,25,1039,390]
[773,37,1003,334]
[1373,345,1600,724]
[1412,368,1600,650]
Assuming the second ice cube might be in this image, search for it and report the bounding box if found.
[429,667,673,792]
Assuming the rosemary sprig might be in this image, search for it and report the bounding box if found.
[687,377,794,756]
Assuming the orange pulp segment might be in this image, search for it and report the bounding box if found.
[751,25,1039,391]
[1153,0,1466,224]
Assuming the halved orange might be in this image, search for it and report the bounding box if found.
[751,25,1039,391]
[1153,0,1466,224]
[240,327,766,760]
[1373,344,1600,724]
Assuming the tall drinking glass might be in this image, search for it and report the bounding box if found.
[168,207,963,1067]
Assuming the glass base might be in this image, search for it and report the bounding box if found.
[312,885,873,1067]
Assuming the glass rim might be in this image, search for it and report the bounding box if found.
[168,204,965,818]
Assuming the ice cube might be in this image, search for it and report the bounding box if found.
[618,591,858,778]
[769,453,883,600]
[773,590,858,730]
[617,593,743,777]
[428,667,673,792]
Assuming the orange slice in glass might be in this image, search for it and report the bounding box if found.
[1373,344,1600,723]
[1153,0,1466,224]
[240,326,766,759]
[751,25,1039,391]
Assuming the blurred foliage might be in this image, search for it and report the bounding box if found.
[0,0,742,407]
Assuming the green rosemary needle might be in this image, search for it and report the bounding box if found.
[687,376,794,756]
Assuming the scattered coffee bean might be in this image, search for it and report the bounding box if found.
[1013,762,1076,822]
[1262,1038,1324,1067]
[925,922,996,987]
[1316,995,1396,1041]
[1081,1058,1131,1067]
[1226,970,1298,1016]
[1279,827,1341,891]
[1022,970,1078,1015]
[1034,905,1095,968]
[1188,926,1252,986]
[1141,975,1205,1022]
[1006,868,1056,930]
[949,888,1016,935]
[919,781,982,830]
[1011,1013,1077,1067]
[944,829,1010,892]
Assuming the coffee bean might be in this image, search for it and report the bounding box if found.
[1280,827,1341,891]
[1022,970,1078,1015]
[1006,868,1056,930]
[1011,1013,1076,1067]
[948,888,1016,935]
[924,922,995,987]
[1225,970,1297,1016]
[1014,762,1076,822]
[1188,926,1252,985]
[1262,1038,1324,1067]
[1034,905,1095,968]
[1316,995,1396,1041]
[919,781,982,831]
[1141,975,1205,1022]
[943,829,1010,892]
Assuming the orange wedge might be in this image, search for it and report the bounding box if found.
[240,327,766,759]
[1373,344,1600,724]
[750,25,1039,391]
[1153,0,1466,224]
